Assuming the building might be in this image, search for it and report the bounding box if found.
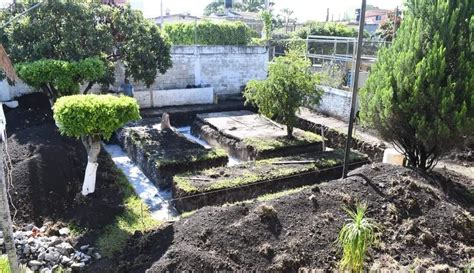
[354,7,395,34]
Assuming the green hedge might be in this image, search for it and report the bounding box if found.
[164,20,254,45]
[53,94,141,140]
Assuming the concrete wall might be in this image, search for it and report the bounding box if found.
[314,86,359,122]
[132,46,268,96]
[135,87,214,108]
[1,45,268,102]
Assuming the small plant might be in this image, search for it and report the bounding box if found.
[337,202,378,272]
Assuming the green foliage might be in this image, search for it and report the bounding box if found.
[294,22,358,39]
[1,0,171,89]
[97,168,159,257]
[203,0,265,15]
[244,49,322,137]
[53,94,140,140]
[0,256,10,273]
[337,203,378,272]
[243,131,322,153]
[16,58,105,98]
[260,10,272,41]
[359,0,474,170]
[164,21,254,45]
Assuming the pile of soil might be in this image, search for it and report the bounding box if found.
[4,93,125,229]
[108,163,473,272]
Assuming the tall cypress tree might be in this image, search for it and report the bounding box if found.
[359,0,473,170]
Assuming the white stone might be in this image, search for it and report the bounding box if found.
[383,148,406,166]
[58,227,70,236]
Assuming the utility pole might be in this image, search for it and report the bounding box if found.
[392,6,399,40]
[160,0,163,29]
[342,0,366,178]
[326,8,329,22]
[265,0,269,10]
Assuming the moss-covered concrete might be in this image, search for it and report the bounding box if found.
[174,149,366,194]
[118,127,228,187]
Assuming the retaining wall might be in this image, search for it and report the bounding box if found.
[314,86,358,122]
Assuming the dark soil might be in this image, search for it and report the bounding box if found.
[108,163,473,272]
[4,93,126,229]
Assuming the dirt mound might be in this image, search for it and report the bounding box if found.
[112,164,473,272]
[5,93,125,228]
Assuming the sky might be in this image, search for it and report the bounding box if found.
[0,0,404,22]
[133,0,404,21]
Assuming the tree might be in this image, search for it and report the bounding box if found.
[16,58,106,101]
[260,10,272,41]
[244,48,322,137]
[53,94,140,195]
[280,8,294,33]
[375,13,401,41]
[203,0,265,16]
[0,0,172,93]
[359,0,473,170]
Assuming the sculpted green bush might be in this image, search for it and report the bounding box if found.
[244,48,322,137]
[359,0,473,170]
[16,58,106,99]
[54,95,140,195]
[164,21,254,45]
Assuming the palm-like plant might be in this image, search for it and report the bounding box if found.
[242,0,265,12]
[336,203,378,272]
[280,8,294,33]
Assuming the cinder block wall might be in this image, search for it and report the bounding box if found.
[133,46,269,95]
[2,45,269,101]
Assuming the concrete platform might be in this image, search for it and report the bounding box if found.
[194,111,323,160]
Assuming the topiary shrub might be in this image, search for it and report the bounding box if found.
[244,48,322,137]
[359,0,473,171]
[53,94,140,195]
[16,58,106,100]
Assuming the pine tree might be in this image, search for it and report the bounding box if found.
[359,0,473,170]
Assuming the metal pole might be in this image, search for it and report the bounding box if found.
[342,0,366,178]
[160,0,163,29]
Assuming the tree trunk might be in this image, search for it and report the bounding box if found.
[81,135,101,196]
[0,147,20,272]
[82,81,95,94]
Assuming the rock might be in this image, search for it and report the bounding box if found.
[24,224,35,231]
[93,252,102,260]
[0,231,3,238]
[28,260,43,267]
[40,268,51,273]
[44,250,61,263]
[23,245,31,255]
[71,262,86,270]
[58,227,71,236]
[56,242,74,255]
[0,239,4,246]
[48,237,62,247]
[80,245,90,252]
[38,251,46,261]
[61,255,72,265]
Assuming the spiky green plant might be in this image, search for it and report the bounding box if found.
[0,255,10,273]
[337,203,378,272]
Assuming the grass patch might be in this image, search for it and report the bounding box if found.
[243,131,322,153]
[0,256,10,273]
[96,168,160,257]
[175,149,366,194]
[155,148,227,169]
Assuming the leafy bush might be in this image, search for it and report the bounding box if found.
[54,94,140,195]
[244,48,322,137]
[1,0,171,90]
[260,10,272,41]
[164,21,254,45]
[337,203,378,272]
[16,58,106,99]
[54,95,140,140]
[359,0,473,170]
